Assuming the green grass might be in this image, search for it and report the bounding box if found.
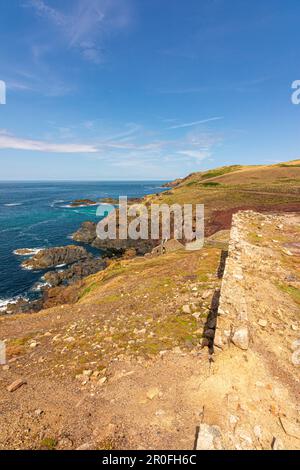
[278,163,300,168]
[200,165,242,180]
[278,284,300,305]
[101,263,127,282]
[40,438,57,450]
[201,182,221,187]
[97,294,121,304]
[79,281,99,299]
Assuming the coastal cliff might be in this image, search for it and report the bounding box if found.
[0,160,300,450]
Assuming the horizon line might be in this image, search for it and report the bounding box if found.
[0,179,171,182]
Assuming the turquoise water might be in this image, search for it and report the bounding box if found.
[0,181,166,307]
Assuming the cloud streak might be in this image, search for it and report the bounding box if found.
[167,117,224,130]
[0,133,98,153]
[0,118,223,168]
[177,150,210,161]
[26,0,132,64]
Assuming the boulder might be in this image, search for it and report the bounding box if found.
[70,199,97,207]
[22,245,90,270]
[43,258,107,287]
[42,284,81,309]
[151,239,184,256]
[72,221,97,244]
[272,437,284,450]
[196,424,223,450]
[182,305,191,314]
[291,349,300,366]
[73,219,156,256]
[231,326,249,351]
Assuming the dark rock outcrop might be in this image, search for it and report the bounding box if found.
[22,245,90,270]
[42,283,82,309]
[70,199,97,207]
[72,219,156,256]
[72,221,97,244]
[91,236,156,256]
[43,257,107,287]
[162,178,183,188]
[2,297,44,315]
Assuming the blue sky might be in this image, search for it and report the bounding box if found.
[0,0,299,180]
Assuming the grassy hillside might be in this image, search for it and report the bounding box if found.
[145,160,300,235]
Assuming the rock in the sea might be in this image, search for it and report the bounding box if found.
[72,221,97,244]
[70,199,97,207]
[73,217,157,256]
[231,326,249,350]
[2,297,43,315]
[44,257,107,287]
[22,245,90,270]
[14,248,41,256]
[196,424,223,450]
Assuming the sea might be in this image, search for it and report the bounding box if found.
[0,181,166,310]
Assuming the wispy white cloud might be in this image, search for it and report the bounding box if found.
[4,68,75,97]
[0,132,98,153]
[26,0,133,64]
[177,150,210,161]
[0,116,223,167]
[7,80,34,92]
[167,117,224,130]
[27,0,65,26]
[102,123,141,142]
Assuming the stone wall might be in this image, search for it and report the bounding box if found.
[214,211,254,352]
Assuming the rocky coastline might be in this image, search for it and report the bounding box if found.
[3,244,110,316]
[2,191,187,316]
[72,220,157,256]
[4,210,161,315]
[69,199,99,207]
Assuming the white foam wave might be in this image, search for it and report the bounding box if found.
[31,282,50,292]
[61,202,100,208]
[4,203,23,207]
[13,248,43,256]
[0,296,28,312]
[50,199,65,207]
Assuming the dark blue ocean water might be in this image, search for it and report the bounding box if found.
[0,181,166,307]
